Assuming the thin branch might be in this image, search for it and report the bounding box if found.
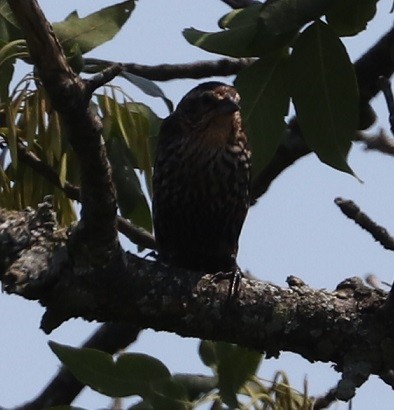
[85,63,123,95]
[377,76,394,134]
[356,129,394,156]
[17,140,80,200]
[334,197,394,251]
[84,57,254,81]
[117,218,155,249]
[313,388,339,410]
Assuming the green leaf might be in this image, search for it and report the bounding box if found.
[58,153,67,188]
[5,103,17,169]
[0,39,27,67]
[0,1,22,41]
[66,43,84,74]
[0,59,13,102]
[287,20,358,175]
[0,1,19,29]
[107,136,152,232]
[184,0,334,58]
[215,343,262,409]
[258,0,334,32]
[49,341,171,398]
[183,25,262,58]
[183,4,270,58]
[235,53,289,176]
[173,374,218,401]
[199,340,218,369]
[99,95,155,174]
[150,379,191,410]
[121,72,173,113]
[53,1,135,55]
[98,94,159,206]
[219,3,263,29]
[199,341,262,408]
[326,0,378,36]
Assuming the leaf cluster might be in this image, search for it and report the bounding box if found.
[184,0,378,176]
[50,340,313,410]
[0,0,165,229]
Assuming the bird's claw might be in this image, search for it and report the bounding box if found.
[210,267,243,303]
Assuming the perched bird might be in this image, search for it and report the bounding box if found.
[152,82,251,285]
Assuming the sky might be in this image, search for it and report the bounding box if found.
[1,1,394,409]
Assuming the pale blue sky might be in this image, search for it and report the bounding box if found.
[1,1,394,408]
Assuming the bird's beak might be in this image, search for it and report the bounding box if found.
[216,96,240,115]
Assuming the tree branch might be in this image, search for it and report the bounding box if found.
[84,57,254,81]
[8,0,120,263]
[0,205,392,403]
[334,197,394,252]
[378,76,394,134]
[357,129,394,156]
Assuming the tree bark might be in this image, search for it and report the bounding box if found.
[0,204,393,401]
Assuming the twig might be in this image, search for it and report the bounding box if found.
[377,76,394,134]
[334,197,394,251]
[85,64,123,95]
[313,387,338,410]
[84,57,254,81]
[117,217,156,250]
[356,129,394,156]
[17,140,80,200]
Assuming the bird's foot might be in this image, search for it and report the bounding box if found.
[210,267,243,303]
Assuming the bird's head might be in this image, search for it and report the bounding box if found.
[176,82,240,127]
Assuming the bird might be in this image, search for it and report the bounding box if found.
[152,81,251,293]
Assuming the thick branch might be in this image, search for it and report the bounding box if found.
[1,206,393,402]
[8,0,119,261]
